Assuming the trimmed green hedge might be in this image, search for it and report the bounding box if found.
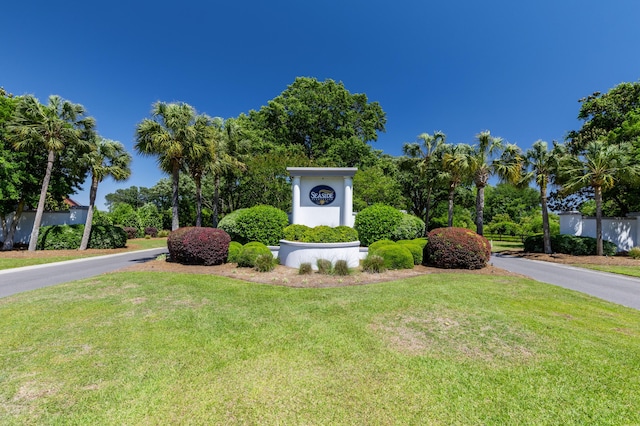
[226,205,289,246]
[354,204,403,247]
[524,234,617,256]
[283,224,358,243]
[36,224,127,250]
[374,244,414,270]
[237,242,274,267]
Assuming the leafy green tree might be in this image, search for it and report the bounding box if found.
[440,143,472,227]
[557,140,640,255]
[402,131,447,228]
[519,140,559,253]
[246,77,386,165]
[138,202,163,231]
[7,95,94,251]
[353,165,405,211]
[135,101,201,230]
[468,130,523,235]
[105,186,151,211]
[567,81,640,214]
[79,137,132,250]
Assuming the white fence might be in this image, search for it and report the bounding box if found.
[559,211,640,252]
[1,208,89,245]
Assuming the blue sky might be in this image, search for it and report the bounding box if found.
[3,0,640,209]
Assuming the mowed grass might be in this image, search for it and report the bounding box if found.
[575,264,640,278]
[1,272,639,425]
[0,238,167,270]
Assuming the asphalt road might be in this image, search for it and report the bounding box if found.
[0,248,168,298]
[491,253,640,310]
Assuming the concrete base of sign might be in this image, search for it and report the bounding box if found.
[278,240,361,270]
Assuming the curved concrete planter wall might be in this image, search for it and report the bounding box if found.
[278,240,361,270]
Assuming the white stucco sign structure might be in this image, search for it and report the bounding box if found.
[288,167,357,227]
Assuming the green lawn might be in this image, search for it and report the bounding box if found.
[489,239,523,252]
[576,264,640,278]
[1,271,638,424]
[0,238,167,270]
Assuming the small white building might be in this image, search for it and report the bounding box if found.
[559,211,640,252]
[288,167,357,227]
[1,207,89,245]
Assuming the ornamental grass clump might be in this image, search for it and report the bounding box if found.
[333,259,350,276]
[426,227,490,269]
[254,253,277,272]
[167,227,231,266]
[316,259,333,275]
[629,247,640,259]
[362,254,386,273]
[298,262,313,275]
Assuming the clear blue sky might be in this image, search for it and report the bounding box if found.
[3,0,640,210]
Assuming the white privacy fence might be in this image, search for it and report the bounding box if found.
[559,211,640,252]
[0,207,89,245]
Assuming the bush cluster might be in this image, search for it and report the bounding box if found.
[373,244,414,270]
[523,234,617,256]
[167,227,231,266]
[354,205,424,246]
[220,206,288,246]
[368,238,425,267]
[628,247,640,259]
[426,227,491,269]
[392,213,426,241]
[123,227,138,239]
[283,224,359,243]
[354,204,403,247]
[217,209,247,242]
[36,224,127,250]
[144,227,158,238]
[236,242,273,267]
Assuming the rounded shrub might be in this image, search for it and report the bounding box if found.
[167,227,231,266]
[354,204,403,247]
[227,241,243,263]
[392,213,426,241]
[88,225,127,249]
[37,225,83,250]
[123,227,139,239]
[283,224,312,241]
[396,241,423,265]
[368,239,396,254]
[217,208,248,242]
[232,205,289,246]
[426,227,491,269]
[144,227,158,238]
[237,242,273,268]
[375,244,414,270]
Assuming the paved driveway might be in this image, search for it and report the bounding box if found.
[491,253,640,310]
[0,248,168,298]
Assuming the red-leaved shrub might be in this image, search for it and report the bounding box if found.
[144,226,158,238]
[123,226,138,239]
[167,227,231,266]
[426,227,490,269]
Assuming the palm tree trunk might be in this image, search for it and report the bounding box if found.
[448,185,455,227]
[213,174,220,227]
[595,185,603,256]
[423,187,432,235]
[28,150,55,251]
[79,176,98,250]
[2,199,26,251]
[475,184,485,236]
[195,174,202,227]
[540,184,552,254]
[171,163,180,231]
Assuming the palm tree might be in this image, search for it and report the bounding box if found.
[521,140,558,254]
[440,143,472,227]
[8,95,94,251]
[135,102,199,231]
[468,130,523,235]
[79,136,132,250]
[402,131,447,229]
[557,140,640,255]
[185,114,215,227]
